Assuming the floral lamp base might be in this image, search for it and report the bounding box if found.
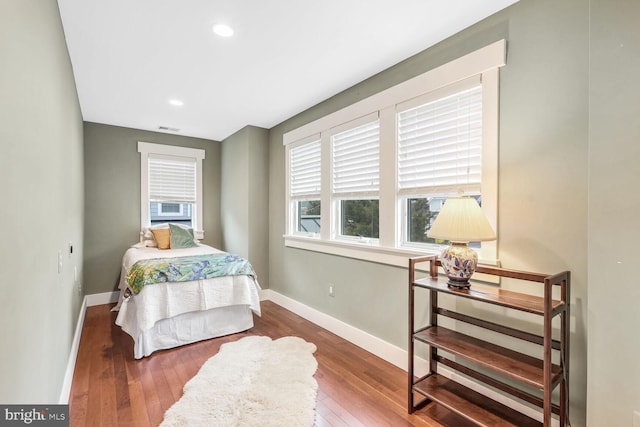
[439,242,478,289]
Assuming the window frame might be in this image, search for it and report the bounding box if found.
[283,40,504,267]
[138,142,205,239]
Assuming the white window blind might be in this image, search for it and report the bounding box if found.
[398,84,482,196]
[290,139,321,199]
[332,120,380,197]
[149,154,197,203]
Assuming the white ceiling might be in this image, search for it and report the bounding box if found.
[57,0,518,141]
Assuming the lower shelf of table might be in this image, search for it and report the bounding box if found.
[411,374,542,427]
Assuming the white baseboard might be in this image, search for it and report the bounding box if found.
[85,290,119,306]
[261,289,420,372]
[259,289,271,301]
[58,291,120,404]
[58,297,87,404]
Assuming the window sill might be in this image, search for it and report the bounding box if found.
[283,234,500,283]
[283,234,437,268]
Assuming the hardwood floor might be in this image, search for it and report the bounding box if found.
[69,300,471,426]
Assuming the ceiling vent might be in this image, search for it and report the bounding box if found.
[158,126,180,132]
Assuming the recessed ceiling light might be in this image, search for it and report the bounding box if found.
[169,99,184,106]
[212,24,234,37]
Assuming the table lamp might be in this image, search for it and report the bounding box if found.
[427,196,496,289]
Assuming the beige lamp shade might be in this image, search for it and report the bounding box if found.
[427,197,496,243]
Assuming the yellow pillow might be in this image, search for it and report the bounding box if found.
[150,228,171,249]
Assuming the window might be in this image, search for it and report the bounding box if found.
[331,118,380,240]
[289,137,321,235]
[405,196,481,249]
[158,202,183,216]
[159,203,182,215]
[406,197,442,245]
[283,40,504,267]
[398,78,482,248]
[297,200,321,233]
[153,202,193,225]
[138,142,205,238]
[340,200,379,239]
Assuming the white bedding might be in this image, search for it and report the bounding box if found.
[113,244,261,358]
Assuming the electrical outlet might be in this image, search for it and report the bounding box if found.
[633,410,640,427]
[328,284,335,297]
[57,251,63,274]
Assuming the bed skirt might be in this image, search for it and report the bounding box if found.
[128,304,254,359]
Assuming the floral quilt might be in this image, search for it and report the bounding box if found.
[126,252,255,295]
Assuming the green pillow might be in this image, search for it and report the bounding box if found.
[169,224,198,249]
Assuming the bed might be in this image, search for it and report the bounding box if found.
[113,241,261,359]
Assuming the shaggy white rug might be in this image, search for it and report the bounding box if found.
[160,335,318,427]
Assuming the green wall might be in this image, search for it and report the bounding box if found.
[588,0,640,425]
[221,126,270,288]
[269,0,590,424]
[0,0,84,403]
[83,122,221,295]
